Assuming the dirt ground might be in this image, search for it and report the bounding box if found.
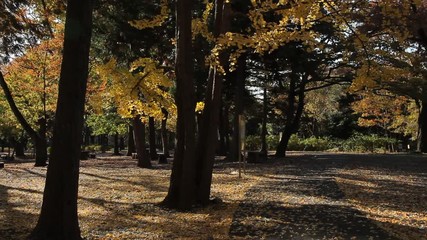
[0,152,426,239]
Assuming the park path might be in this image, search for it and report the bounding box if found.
[228,155,398,240]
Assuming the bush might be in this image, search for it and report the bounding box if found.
[339,134,397,153]
[301,136,332,151]
[287,135,305,151]
[245,135,261,151]
[83,144,103,152]
[266,135,280,151]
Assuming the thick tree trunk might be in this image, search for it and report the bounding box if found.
[29,0,93,239]
[127,125,135,156]
[113,132,120,155]
[148,117,158,160]
[162,0,197,210]
[133,116,151,168]
[417,99,427,152]
[161,109,170,157]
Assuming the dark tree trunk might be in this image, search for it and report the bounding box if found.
[260,86,268,156]
[162,0,197,210]
[127,125,136,156]
[119,136,125,150]
[35,117,48,166]
[217,103,229,155]
[148,117,158,160]
[113,132,120,155]
[417,99,427,152]
[29,0,93,239]
[195,0,231,205]
[15,140,25,157]
[275,73,307,157]
[228,55,246,162]
[133,116,151,168]
[161,109,170,157]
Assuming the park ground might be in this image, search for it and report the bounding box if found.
[0,152,426,239]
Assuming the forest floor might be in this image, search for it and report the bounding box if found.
[0,152,426,239]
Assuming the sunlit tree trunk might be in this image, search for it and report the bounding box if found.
[228,55,246,162]
[29,0,93,238]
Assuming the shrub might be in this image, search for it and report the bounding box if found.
[245,135,261,151]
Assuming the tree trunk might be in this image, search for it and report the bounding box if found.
[162,0,197,210]
[15,134,27,157]
[260,86,268,156]
[161,109,170,157]
[275,73,307,157]
[127,125,135,156]
[119,136,125,150]
[195,0,232,205]
[417,99,427,152]
[29,0,93,239]
[217,103,228,155]
[148,117,158,160]
[113,132,120,155]
[35,117,48,166]
[228,55,246,162]
[133,116,151,168]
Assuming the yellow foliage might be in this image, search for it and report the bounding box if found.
[129,0,170,30]
[95,57,176,123]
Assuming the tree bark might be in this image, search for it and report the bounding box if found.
[260,86,268,156]
[162,0,197,210]
[417,99,427,152]
[275,73,307,157]
[217,103,229,155]
[113,132,120,155]
[195,0,232,205]
[29,0,93,239]
[127,125,136,156]
[148,117,158,160]
[228,55,246,162]
[133,116,151,168]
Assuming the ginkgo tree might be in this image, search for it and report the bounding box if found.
[96,57,176,168]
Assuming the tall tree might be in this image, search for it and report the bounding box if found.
[29,0,93,238]
[162,0,197,210]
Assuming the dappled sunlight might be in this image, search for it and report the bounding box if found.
[1,154,426,239]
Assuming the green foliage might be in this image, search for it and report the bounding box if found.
[245,135,261,151]
[287,135,332,151]
[266,135,280,151]
[83,144,103,152]
[338,134,398,153]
